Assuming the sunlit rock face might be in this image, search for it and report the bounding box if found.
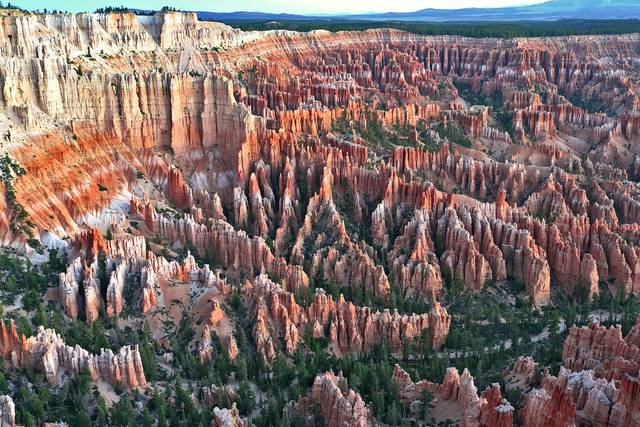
[393,364,514,427]
[311,371,369,427]
[0,319,147,389]
[2,10,638,305]
[518,319,640,427]
[243,274,451,363]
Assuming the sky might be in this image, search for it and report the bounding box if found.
[15,0,550,15]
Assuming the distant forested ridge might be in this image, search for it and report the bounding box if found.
[216,19,640,38]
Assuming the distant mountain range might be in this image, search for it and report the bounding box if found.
[198,0,640,22]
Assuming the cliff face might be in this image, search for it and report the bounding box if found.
[0,11,269,244]
[244,274,450,362]
[562,322,640,379]
[519,319,640,427]
[0,10,637,308]
[521,368,640,427]
[311,372,369,427]
[392,364,514,427]
[0,319,146,389]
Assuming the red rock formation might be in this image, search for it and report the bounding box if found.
[311,245,391,301]
[311,372,369,427]
[520,382,576,427]
[141,266,159,314]
[391,144,529,202]
[5,13,640,425]
[625,317,640,348]
[505,356,538,389]
[152,212,308,289]
[167,166,192,209]
[522,368,640,427]
[521,318,640,427]
[283,167,391,298]
[562,321,640,378]
[437,207,492,290]
[290,167,349,263]
[106,261,127,317]
[0,320,146,389]
[244,275,450,362]
[83,260,102,323]
[247,173,271,237]
[198,298,237,364]
[392,364,513,427]
[58,257,83,319]
[388,208,443,300]
[59,233,232,322]
[58,256,104,322]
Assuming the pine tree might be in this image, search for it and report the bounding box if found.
[237,381,254,415]
[142,408,153,427]
[385,401,402,425]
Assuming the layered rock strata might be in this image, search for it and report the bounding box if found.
[520,319,640,427]
[244,274,450,362]
[0,320,146,389]
[311,372,369,427]
[393,364,514,427]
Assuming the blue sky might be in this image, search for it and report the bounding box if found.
[15,0,549,14]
